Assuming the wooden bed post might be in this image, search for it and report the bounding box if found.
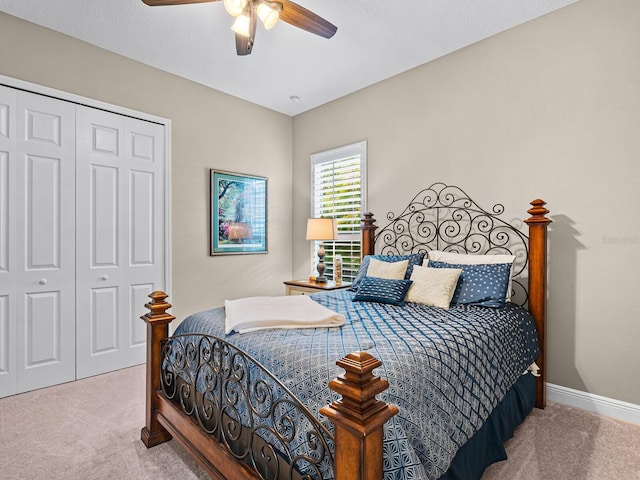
[525,199,551,409]
[320,352,399,480]
[140,290,175,448]
[361,212,378,257]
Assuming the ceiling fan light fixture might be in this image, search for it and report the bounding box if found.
[223,0,247,17]
[257,1,282,30]
[231,13,251,37]
[140,0,337,56]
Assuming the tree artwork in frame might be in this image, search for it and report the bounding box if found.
[211,170,268,255]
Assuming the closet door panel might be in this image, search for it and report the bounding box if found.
[0,86,17,397]
[130,170,154,265]
[76,107,126,377]
[16,92,76,393]
[0,152,9,273]
[25,291,61,365]
[76,106,165,378]
[124,120,165,367]
[90,287,119,354]
[92,165,119,267]
[0,294,13,397]
[25,155,62,268]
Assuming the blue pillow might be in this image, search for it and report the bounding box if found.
[349,253,425,291]
[352,276,413,306]
[428,260,511,308]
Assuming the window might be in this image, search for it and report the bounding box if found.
[310,141,367,282]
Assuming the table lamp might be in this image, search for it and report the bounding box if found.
[306,218,336,283]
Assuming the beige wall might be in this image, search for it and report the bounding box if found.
[292,0,640,405]
[0,12,293,322]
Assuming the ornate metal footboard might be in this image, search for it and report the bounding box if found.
[160,333,334,479]
[141,291,398,480]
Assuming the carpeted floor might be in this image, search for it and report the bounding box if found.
[1,365,639,480]
[484,399,640,479]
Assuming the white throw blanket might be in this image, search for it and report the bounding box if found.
[224,295,346,334]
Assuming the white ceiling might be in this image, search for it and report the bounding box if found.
[0,0,577,116]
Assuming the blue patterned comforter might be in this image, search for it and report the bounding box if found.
[174,289,539,480]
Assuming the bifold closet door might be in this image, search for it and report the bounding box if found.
[75,106,165,379]
[0,86,77,396]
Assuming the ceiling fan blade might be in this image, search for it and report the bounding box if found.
[141,0,218,6]
[279,0,337,39]
[235,8,257,55]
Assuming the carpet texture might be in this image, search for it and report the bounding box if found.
[1,365,638,479]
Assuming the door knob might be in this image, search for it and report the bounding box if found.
[101,275,109,281]
[39,278,47,285]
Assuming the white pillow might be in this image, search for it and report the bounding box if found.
[366,258,409,280]
[405,265,462,309]
[427,250,516,301]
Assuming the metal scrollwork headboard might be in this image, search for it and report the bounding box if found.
[374,182,530,305]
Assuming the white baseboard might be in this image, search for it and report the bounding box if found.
[547,383,640,425]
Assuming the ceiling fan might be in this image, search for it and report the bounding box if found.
[141,0,337,56]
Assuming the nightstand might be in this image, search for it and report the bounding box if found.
[284,279,352,295]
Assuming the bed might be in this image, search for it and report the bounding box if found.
[140,182,551,480]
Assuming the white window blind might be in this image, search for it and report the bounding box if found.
[310,141,367,282]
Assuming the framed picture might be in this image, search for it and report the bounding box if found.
[210,169,268,255]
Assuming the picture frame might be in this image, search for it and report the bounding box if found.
[210,169,268,255]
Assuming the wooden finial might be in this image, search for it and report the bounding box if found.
[328,352,390,422]
[361,213,378,258]
[362,212,377,229]
[141,290,175,325]
[525,199,551,225]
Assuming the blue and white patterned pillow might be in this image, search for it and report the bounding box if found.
[352,276,413,306]
[349,253,425,291]
[428,260,511,308]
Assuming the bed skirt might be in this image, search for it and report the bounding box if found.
[441,372,537,480]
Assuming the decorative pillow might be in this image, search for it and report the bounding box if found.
[366,258,409,280]
[405,265,462,309]
[428,260,512,308]
[352,276,413,306]
[427,250,516,301]
[349,253,425,291]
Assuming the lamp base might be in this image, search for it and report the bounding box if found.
[314,243,328,283]
[315,248,327,283]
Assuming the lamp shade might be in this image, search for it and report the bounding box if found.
[223,0,247,17]
[257,2,280,30]
[231,13,251,36]
[306,218,336,241]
